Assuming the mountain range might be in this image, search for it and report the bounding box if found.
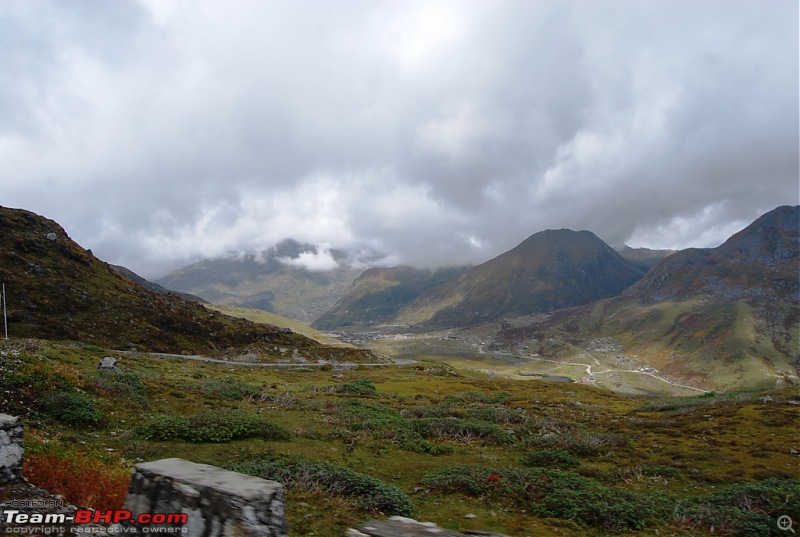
[2,202,796,389]
[332,229,648,329]
[158,233,675,331]
[497,205,799,389]
[155,239,367,324]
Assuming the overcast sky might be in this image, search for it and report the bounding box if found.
[2,0,798,278]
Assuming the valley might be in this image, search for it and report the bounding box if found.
[329,326,710,397]
[0,204,797,537]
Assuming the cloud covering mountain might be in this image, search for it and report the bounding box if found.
[2,0,797,277]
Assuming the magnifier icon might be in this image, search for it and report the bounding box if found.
[779,515,795,533]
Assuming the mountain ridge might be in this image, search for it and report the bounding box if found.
[0,206,376,361]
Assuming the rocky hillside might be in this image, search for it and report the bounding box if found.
[0,207,375,360]
[155,239,364,323]
[627,205,799,303]
[393,229,645,328]
[498,206,800,390]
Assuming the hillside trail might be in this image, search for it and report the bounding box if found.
[119,350,415,368]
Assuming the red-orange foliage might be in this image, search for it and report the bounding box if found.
[23,452,130,510]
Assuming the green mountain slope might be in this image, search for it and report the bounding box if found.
[206,303,355,347]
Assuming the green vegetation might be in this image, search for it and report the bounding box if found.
[521,448,581,469]
[0,346,100,426]
[199,376,262,400]
[3,339,798,537]
[39,390,101,427]
[93,369,150,408]
[421,464,668,532]
[228,457,413,516]
[673,479,800,536]
[137,409,290,443]
[335,378,379,396]
[205,303,356,347]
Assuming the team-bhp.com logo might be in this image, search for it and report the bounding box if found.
[3,509,187,534]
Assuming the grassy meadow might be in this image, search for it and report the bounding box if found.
[2,338,798,537]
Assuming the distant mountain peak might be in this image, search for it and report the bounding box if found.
[715,205,799,264]
[387,227,645,328]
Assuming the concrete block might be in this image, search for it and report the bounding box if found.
[124,458,286,537]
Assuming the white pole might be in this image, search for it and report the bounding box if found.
[3,283,7,340]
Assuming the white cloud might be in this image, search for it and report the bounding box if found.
[278,248,340,272]
[627,202,753,250]
[0,0,795,278]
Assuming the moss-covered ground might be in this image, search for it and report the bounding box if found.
[2,338,797,536]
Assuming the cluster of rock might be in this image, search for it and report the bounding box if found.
[0,414,23,483]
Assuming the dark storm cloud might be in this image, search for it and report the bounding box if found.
[2,0,797,277]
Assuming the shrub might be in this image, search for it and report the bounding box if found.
[402,404,461,419]
[465,406,525,425]
[423,465,592,500]
[228,458,413,516]
[335,402,511,451]
[462,391,511,404]
[0,352,101,426]
[352,419,453,455]
[422,465,503,496]
[93,370,149,408]
[534,486,667,532]
[138,409,290,443]
[335,379,378,396]
[329,401,511,452]
[39,390,100,427]
[641,465,680,477]
[423,465,667,532]
[673,479,800,536]
[390,428,454,455]
[633,390,761,414]
[412,418,514,444]
[201,376,261,400]
[522,449,581,469]
[1,353,83,415]
[330,399,400,424]
[23,451,129,510]
[611,465,681,484]
[524,430,628,455]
